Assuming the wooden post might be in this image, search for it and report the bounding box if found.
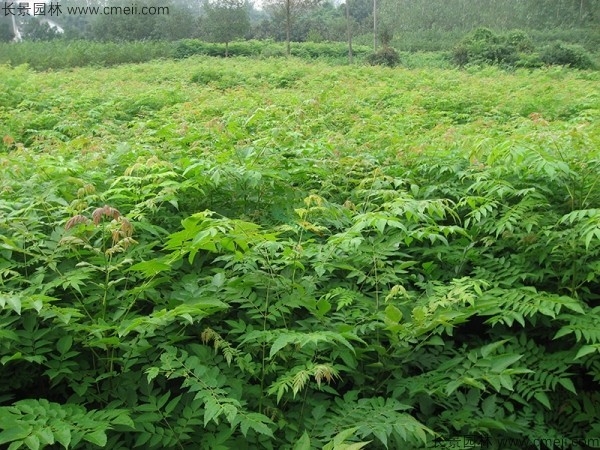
[346,0,353,64]
[373,0,377,51]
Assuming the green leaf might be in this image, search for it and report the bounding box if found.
[343,443,372,450]
[425,336,445,346]
[212,272,226,287]
[239,413,273,438]
[384,305,403,323]
[333,427,359,445]
[35,428,54,446]
[575,345,599,360]
[149,433,162,447]
[478,418,507,431]
[23,435,40,450]
[204,398,221,426]
[0,426,33,445]
[462,376,486,390]
[445,379,462,396]
[480,340,509,358]
[222,404,238,424]
[128,260,171,277]
[372,428,388,448]
[156,392,170,409]
[558,378,577,394]
[83,429,107,447]
[412,307,426,322]
[145,367,159,383]
[481,395,497,416]
[584,228,599,250]
[269,334,294,359]
[52,425,71,449]
[534,392,551,409]
[553,328,573,339]
[293,431,311,450]
[57,336,73,355]
[112,413,134,428]
[134,432,152,448]
[5,296,21,315]
[1,352,23,365]
[490,354,523,372]
[164,396,181,415]
[317,299,332,316]
[498,374,514,391]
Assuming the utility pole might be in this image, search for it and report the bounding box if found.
[345,0,353,64]
[286,0,291,56]
[373,0,377,51]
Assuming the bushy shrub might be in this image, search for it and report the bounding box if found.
[506,30,535,52]
[0,40,173,69]
[514,52,544,69]
[540,41,595,69]
[367,47,400,67]
[453,28,597,70]
[453,27,520,67]
[452,44,469,67]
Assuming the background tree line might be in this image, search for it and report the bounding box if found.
[1,0,598,49]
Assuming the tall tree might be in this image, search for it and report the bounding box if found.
[264,0,321,56]
[372,0,377,51]
[345,1,353,63]
[90,0,195,41]
[203,0,250,56]
[0,1,21,41]
[0,3,15,42]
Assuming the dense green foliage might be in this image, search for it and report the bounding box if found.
[3,0,599,58]
[1,58,599,449]
[2,0,599,72]
[382,28,600,53]
[0,36,596,72]
[173,39,372,61]
[453,28,529,67]
[540,41,595,70]
[203,0,251,56]
[87,0,195,41]
[376,0,597,33]
[0,39,375,70]
[0,40,175,70]
[453,28,595,69]
[367,47,400,67]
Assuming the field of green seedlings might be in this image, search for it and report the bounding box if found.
[1,57,599,449]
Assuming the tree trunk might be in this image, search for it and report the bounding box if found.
[346,0,353,64]
[373,0,377,51]
[225,41,229,57]
[11,17,18,41]
[286,0,291,56]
